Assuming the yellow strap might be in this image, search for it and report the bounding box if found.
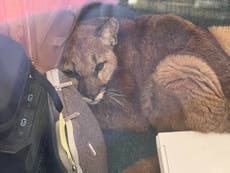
[59,112,75,167]
[66,119,83,173]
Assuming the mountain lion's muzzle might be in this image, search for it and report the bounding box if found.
[77,75,106,104]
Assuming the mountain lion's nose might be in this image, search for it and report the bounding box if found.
[77,77,101,100]
[86,93,97,101]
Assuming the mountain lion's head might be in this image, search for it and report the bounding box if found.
[62,18,120,105]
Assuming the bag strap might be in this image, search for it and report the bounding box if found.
[57,112,83,173]
[30,65,63,112]
[65,114,83,173]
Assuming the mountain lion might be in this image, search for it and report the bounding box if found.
[61,13,230,172]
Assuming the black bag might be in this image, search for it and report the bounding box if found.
[0,34,63,172]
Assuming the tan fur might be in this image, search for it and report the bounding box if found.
[62,17,150,132]
[64,15,230,132]
[62,13,230,173]
[62,14,230,132]
[209,25,230,56]
[67,31,117,84]
[142,55,230,133]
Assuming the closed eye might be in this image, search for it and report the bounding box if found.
[63,69,81,81]
[95,61,106,74]
[73,70,81,81]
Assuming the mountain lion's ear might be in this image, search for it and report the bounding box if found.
[97,17,119,47]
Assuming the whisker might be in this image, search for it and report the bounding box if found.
[107,89,125,96]
[106,88,120,92]
[99,87,132,113]
[106,92,125,97]
[108,95,125,107]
